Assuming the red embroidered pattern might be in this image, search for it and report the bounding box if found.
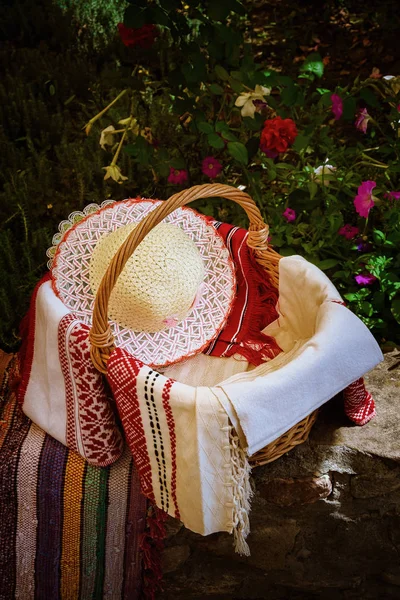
[58,314,124,466]
[161,379,180,520]
[343,377,376,425]
[107,349,156,502]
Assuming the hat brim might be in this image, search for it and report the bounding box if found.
[49,198,236,368]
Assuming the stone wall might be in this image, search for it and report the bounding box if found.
[159,350,400,599]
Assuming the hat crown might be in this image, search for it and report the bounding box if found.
[89,221,205,333]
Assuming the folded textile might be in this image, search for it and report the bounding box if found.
[343,377,376,425]
[204,222,281,364]
[18,276,124,467]
[0,355,160,600]
[215,255,384,456]
[205,224,379,429]
[107,348,252,555]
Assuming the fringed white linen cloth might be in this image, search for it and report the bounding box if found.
[107,349,253,555]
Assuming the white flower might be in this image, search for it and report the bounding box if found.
[383,75,400,95]
[118,117,140,135]
[102,164,128,184]
[99,125,116,150]
[234,85,271,118]
[313,163,336,185]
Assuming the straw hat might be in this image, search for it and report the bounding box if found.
[48,198,236,368]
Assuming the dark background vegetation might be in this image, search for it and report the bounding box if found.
[1,0,399,349]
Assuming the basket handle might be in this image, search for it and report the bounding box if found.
[89,183,280,373]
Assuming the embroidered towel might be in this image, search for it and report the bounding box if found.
[107,348,252,554]
[18,276,124,467]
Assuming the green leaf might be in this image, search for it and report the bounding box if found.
[227,141,248,165]
[292,134,311,152]
[220,130,238,142]
[391,297,400,324]
[208,133,225,149]
[229,77,245,93]
[344,293,359,302]
[159,0,181,10]
[215,65,230,81]
[308,181,318,200]
[342,96,357,120]
[243,115,263,130]
[316,259,339,271]
[215,121,229,132]
[373,229,386,244]
[197,122,214,134]
[360,87,379,108]
[361,301,374,316]
[372,291,386,311]
[279,247,297,256]
[157,162,170,178]
[207,2,232,21]
[169,157,186,169]
[124,137,153,165]
[300,52,324,79]
[320,91,334,107]
[209,83,224,95]
[281,85,298,106]
[124,5,148,28]
[246,137,260,161]
[148,5,170,25]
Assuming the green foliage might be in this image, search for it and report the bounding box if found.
[58,0,127,49]
[0,40,138,348]
[2,0,400,349]
[86,11,400,345]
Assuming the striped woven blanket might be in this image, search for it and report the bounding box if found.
[0,353,162,600]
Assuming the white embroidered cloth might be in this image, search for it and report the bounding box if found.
[19,279,124,467]
[107,350,251,551]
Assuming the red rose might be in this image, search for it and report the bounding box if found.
[260,116,298,154]
[117,23,158,49]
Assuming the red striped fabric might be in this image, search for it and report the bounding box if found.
[205,222,281,365]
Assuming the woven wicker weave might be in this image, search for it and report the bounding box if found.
[89,184,317,466]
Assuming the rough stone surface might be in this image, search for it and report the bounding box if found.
[161,545,191,574]
[351,473,400,498]
[310,349,400,461]
[158,351,400,599]
[259,474,332,506]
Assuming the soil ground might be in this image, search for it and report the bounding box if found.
[248,0,400,85]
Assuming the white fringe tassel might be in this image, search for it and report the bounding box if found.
[229,427,253,556]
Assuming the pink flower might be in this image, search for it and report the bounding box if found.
[397,104,400,112]
[355,273,378,285]
[354,108,371,133]
[384,191,400,200]
[202,156,223,179]
[167,167,188,185]
[338,224,360,240]
[354,180,376,218]
[331,94,343,120]
[283,207,296,222]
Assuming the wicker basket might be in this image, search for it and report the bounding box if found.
[89,183,317,466]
